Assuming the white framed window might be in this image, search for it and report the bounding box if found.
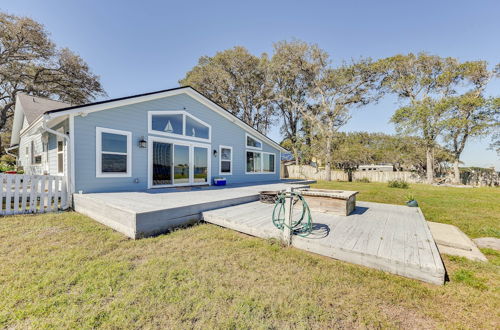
[219,145,232,175]
[57,128,64,174]
[246,151,276,174]
[148,111,211,142]
[245,133,262,150]
[31,140,42,165]
[246,151,261,173]
[262,153,275,173]
[96,127,132,178]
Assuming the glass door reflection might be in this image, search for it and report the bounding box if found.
[193,147,208,183]
[173,145,190,184]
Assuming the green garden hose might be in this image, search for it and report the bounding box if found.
[272,191,313,237]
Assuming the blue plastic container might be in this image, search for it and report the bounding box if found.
[213,177,226,186]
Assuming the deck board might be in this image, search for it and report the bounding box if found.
[203,201,446,285]
[73,181,445,284]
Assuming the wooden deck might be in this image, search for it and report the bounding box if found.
[202,201,446,285]
[74,181,445,284]
[73,181,312,238]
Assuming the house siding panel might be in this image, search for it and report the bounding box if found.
[73,93,281,193]
[18,119,68,176]
[47,120,68,175]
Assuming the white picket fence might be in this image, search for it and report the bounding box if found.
[0,174,68,216]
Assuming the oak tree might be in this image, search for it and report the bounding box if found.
[179,46,274,134]
[0,12,106,150]
[381,53,464,183]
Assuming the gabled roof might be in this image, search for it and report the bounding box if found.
[17,94,71,124]
[10,94,72,146]
[42,86,287,152]
[45,86,187,116]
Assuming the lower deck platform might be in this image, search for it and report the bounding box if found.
[73,181,311,238]
[203,201,446,285]
[73,181,445,285]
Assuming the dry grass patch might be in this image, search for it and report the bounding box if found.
[1,211,499,328]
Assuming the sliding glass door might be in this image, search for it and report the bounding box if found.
[150,138,210,188]
[193,147,208,183]
[174,145,190,184]
[152,142,173,186]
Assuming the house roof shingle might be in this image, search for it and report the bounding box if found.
[17,94,71,124]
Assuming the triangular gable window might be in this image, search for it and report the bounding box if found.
[149,111,211,142]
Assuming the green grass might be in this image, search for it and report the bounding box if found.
[1,208,499,328]
[312,181,500,238]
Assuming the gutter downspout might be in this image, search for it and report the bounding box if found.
[41,115,72,210]
[4,145,19,169]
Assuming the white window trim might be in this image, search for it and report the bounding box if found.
[56,127,65,174]
[262,152,277,174]
[148,110,212,143]
[30,139,43,166]
[245,150,276,174]
[219,145,233,175]
[147,135,211,189]
[245,133,262,150]
[96,127,132,178]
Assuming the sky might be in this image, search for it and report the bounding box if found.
[3,0,500,169]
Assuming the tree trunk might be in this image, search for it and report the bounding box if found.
[453,159,461,185]
[293,146,299,166]
[426,146,434,184]
[325,139,332,181]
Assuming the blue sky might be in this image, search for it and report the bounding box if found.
[4,0,499,168]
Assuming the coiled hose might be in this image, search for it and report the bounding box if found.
[272,191,313,237]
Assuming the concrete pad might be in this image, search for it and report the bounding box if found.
[427,222,472,250]
[473,237,500,251]
[428,222,487,262]
[437,245,488,262]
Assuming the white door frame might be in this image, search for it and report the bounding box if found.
[147,136,211,189]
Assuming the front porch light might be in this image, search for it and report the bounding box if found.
[213,149,218,157]
[138,136,147,148]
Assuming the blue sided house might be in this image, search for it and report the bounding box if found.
[9,86,287,195]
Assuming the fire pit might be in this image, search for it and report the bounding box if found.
[259,191,280,204]
[296,188,358,216]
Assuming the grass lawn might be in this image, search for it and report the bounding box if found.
[0,183,499,328]
[312,181,500,239]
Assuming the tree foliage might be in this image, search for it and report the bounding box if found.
[268,40,317,164]
[328,132,452,173]
[268,41,384,179]
[381,53,468,182]
[179,46,274,133]
[440,61,500,183]
[0,12,106,149]
[490,129,500,156]
[304,57,384,179]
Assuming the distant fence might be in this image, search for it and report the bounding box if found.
[283,165,499,187]
[284,165,349,182]
[285,165,423,183]
[353,170,424,183]
[0,174,68,215]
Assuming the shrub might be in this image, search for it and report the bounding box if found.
[405,193,416,201]
[387,179,409,189]
[356,177,371,183]
[0,154,16,172]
